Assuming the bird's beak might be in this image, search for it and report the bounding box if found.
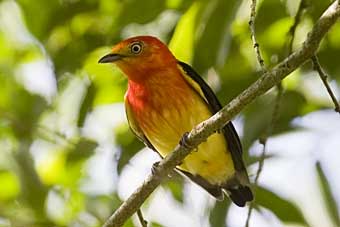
[98,53,124,63]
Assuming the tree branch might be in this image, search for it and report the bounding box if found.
[103,1,340,226]
[249,0,266,73]
[311,55,340,113]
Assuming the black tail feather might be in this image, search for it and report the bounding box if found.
[177,169,253,206]
[227,186,253,207]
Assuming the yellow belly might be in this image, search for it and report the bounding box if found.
[142,95,235,185]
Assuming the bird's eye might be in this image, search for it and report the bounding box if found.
[130,42,142,54]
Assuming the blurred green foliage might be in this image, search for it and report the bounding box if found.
[0,0,339,226]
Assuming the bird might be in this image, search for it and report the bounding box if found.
[98,36,253,207]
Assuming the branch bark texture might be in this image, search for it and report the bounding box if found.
[103,1,340,227]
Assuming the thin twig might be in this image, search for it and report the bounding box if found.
[246,0,273,225]
[249,0,266,73]
[136,209,148,227]
[102,2,340,226]
[288,0,308,54]
[245,84,283,227]
[246,2,308,225]
[311,56,340,113]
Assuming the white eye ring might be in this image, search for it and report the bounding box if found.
[130,42,142,54]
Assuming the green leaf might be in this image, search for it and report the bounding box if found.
[259,17,293,61]
[308,0,333,22]
[317,38,340,83]
[169,1,200,63]
[9,87,47,140]
[316,162,340,227]
[209,200,230,227]
[217,49,258,103]
[17,0,98,41]
[67,138,97,163]
[273,90,307,132]
[17,0,61,40]
[117,0,166,26]
[255,186,307,225]
[14,145,48,218]
[193,0,241,72]
[242,90,306,150]
[256,0,288,34]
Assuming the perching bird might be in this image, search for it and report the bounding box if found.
[99,36,253,207]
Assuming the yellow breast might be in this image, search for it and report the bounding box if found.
[142,91,235,185]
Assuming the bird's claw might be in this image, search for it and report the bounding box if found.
[151,161,160,174]
[179,132,194,150]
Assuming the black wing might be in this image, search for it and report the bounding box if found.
[177,61,245,172]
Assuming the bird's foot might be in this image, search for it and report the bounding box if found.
[179,132,194,150]
[151,161,160,175]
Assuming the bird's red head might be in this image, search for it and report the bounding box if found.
[99,36,177,81]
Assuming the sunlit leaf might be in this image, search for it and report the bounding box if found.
[36,150,66,185]
[260,17,292,55]
[256,0,288,34]
[0,171,20,201]
[169,1,200,63]
[166,0,192,11]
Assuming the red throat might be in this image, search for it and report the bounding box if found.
[125,66,194,129]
